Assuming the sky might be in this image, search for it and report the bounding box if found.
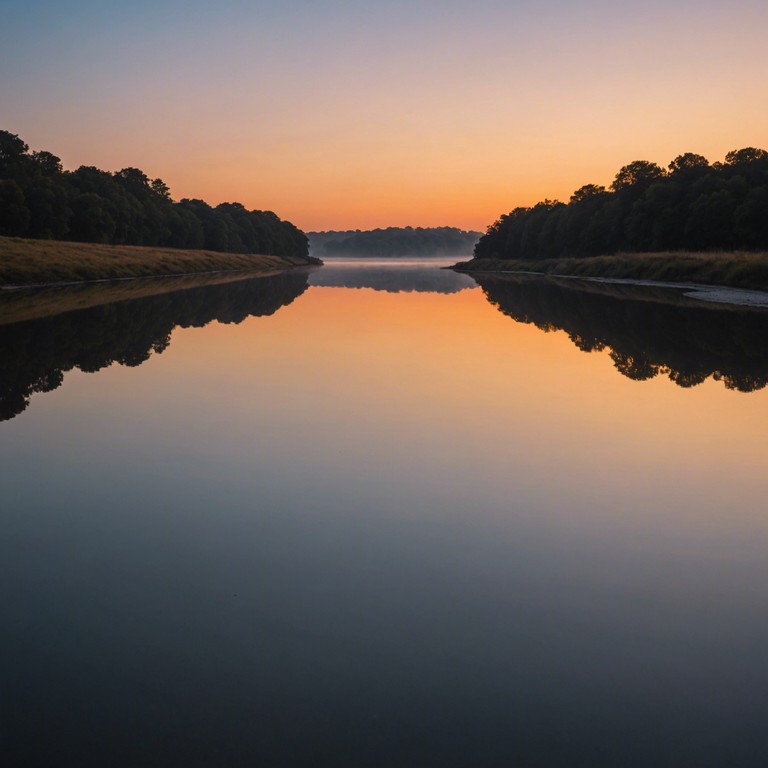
[1,0,767,231]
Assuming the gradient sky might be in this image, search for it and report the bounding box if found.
[2,0,766,231]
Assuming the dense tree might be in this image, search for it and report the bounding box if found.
[610,160,666,192]
[69,193,116,243]
[0,179,30,235]
[22,177,72,239]
[0,130,30,178]
[0,129,309,259]
[30,150,63,176]
[668,153,709,174]
[151,178,171,199]
[474,148,768,261]
[725,147,768,165]
[569,184,606,203]
[735,187,768,248]
[310,226,481,256]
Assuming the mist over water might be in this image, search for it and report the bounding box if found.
[309,257,475,293]
[2,259,768,767]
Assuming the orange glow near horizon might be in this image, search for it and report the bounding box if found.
[4,1,768,231]
[37,125,766,235]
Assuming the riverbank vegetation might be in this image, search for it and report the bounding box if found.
[454,251,768,290]
[309,227,480,256]
[0,236,318,287]
[460,148,768,285]
[0,129,309,259]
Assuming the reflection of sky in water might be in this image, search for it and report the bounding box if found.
[1,263,768,766]
[309,257,476,293]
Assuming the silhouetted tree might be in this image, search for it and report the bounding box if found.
[22,178,72,239]
[30,150,63,176]
[0,129,309,259]
[668,153,709,174]
[610,160,666,192]
[70,193,116,243]
[0,179,30,235]
[569,184,606,203]
[725,147,768,165]
[0,130,30,178]
[474,147,768,261]
[151,178,171,199]
[314,227,481,257]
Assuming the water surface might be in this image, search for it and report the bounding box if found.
[2,260,768,766]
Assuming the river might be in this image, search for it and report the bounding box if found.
[2,257,768,766]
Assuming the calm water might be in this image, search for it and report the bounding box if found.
[2,258,768,766]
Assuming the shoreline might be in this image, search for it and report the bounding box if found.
[0,263,315,292]
[452,252,768,308]
[0,236,321,289]
[463,269,768,308]
[0,267,316,327]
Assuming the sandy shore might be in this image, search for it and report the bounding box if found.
[457,266,768,309]
[559,274,768,308]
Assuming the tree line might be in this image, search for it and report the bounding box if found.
[475,148,768,261]
[309,226,481,256]
[0,130,308,258]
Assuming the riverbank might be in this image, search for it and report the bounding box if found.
[452,251,768,292]
[0,269,315,326]
[0,236,321,288]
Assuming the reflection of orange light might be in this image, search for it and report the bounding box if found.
[175,284,768,452]
[52,281,768,534]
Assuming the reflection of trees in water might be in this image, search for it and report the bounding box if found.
[474,274,768,392]
[0,272,310,422]
[310,265,475,294]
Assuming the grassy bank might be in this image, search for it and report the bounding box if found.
[0,236,321,287]
[453,251,768,291]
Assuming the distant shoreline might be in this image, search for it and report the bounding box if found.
[308,227,481,258]
[0,236,321,289]
[452,252,768,298]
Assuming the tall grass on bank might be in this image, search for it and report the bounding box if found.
[0,236,320,287]
[453,252,768,291]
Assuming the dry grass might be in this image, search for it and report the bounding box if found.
[453,251,768,290]
[0,236,317,287]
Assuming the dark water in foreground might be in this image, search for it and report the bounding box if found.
[2,258,768,766]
